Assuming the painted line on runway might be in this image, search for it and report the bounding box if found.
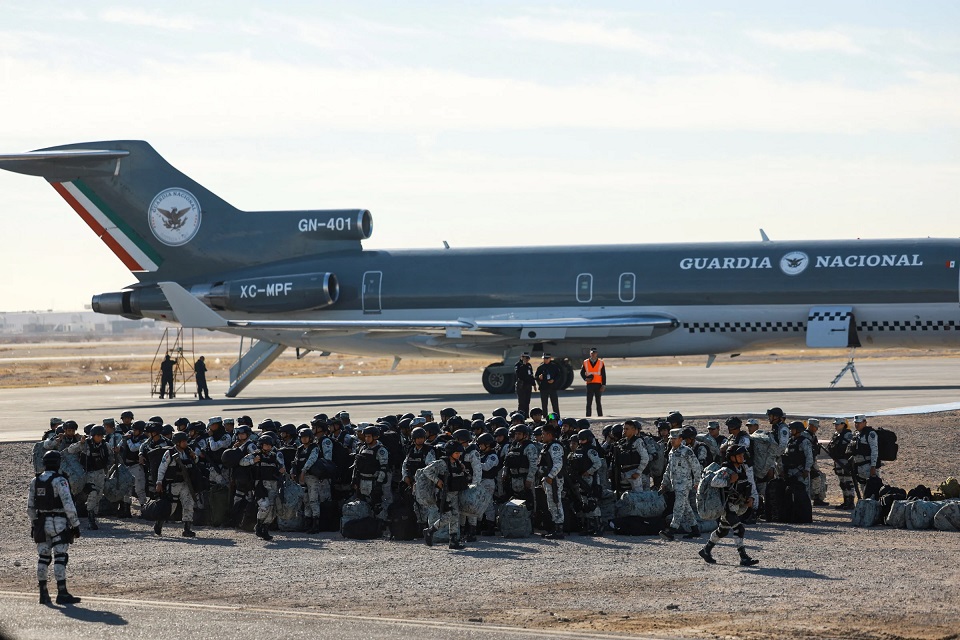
[0,590,662,640]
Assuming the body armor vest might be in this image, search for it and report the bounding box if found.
[783,437,806,470]
[294,443,316,475]
[355,444,382,478]
[446,458,468,492]
[123,435,145,465]
[34,473,66,512]
[480,452,499,479]
[404,444,432,477]
[253,450,280,482]
[504,441,533,474]
[617,437,643,470]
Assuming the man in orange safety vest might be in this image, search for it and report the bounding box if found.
[580,348,607,417]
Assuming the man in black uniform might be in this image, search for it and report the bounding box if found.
[514,353,536,417]
[194,355,210,400]
[535,354,562,415]
[159,354,176,399]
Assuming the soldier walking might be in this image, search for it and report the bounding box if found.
[660,427,703,540]
[28,451,82,605]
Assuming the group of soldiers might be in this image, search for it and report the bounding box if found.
[27,404,886,604]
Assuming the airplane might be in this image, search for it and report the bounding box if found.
[2,140,960,398]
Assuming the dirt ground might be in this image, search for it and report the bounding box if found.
[0,409,957,639]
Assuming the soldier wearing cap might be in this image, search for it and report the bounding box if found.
[827,418,856,509]
[102,418,123,466]
[707,421,725,463]
[514,352,536,417]
[846,414,881,500]
[660,427,703,540]
[535,354,562,416]
[806,419,829,506]
[580,348,606,417]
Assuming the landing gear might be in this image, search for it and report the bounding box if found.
[482,363,516,394]
[830,348,863,388]
[559,358,575,390]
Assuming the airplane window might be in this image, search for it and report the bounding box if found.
[576,273,592,303]
[619,273,636,303]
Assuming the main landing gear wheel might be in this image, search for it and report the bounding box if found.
[560,358,575,389]
[482,364,515,394]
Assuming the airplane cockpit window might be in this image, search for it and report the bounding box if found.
[619,273,636,303]
[576,273,592,303]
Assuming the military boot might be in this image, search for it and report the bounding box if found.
[302,517,314,534]
[835,496,855,510]
[423,525,437,547]
[55,580,81,605]
[698,542,717,564]
[659,527,677,541]
[544,522,565,539]
[683,526,702,539]
[255,522,274,541]
[463,523,477,542]
[87,514,98,531]
[738,546,759,567]
[448,533,466,550]
[181,523,196,538]
[38,582,51,605]
[117,502,132,519]
[153,520,163,536]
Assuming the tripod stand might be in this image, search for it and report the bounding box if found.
[830,348,863,388]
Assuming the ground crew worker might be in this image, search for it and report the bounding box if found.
[28,450,82,605]
[699,445,760,567]
[827,418,856,509]
[422,441,469,549]
[847,414,881,499]
[660,427,703,540]
[240,434,286,541]
[514,353,536,417]
[67,426,111,530]
[782,421,813,490]
[194,355,210,400]
[535,354,562,415]
[537,424,566,539]
[154,432,199,538]
[159,354,175,399]
[580,348,606,417]
[805,418,829,505]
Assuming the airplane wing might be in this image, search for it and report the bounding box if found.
[157,282,677,336]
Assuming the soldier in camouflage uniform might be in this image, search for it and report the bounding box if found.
[660,427,704,540]
[67,426,111,530]
[453,429,482,541]
[782,421,813,490]
[570,429,604,534]
[847,414,881,500]
[537,423,566,539]
[615,420,650,493]
[240,434,286,541]
[28,450,82,605]
[293,427,323,534]
[805,419,829,506]
[421,441,469,549]
[827,418,856,509]
[154,432,199,538]
[353,426,390,522]
[501,425,539,509]
[699,445,760,567]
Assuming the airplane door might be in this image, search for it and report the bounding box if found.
[806,306,861,348]
[362,271,382,314]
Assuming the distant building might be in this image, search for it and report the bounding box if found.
[0,311,160,336]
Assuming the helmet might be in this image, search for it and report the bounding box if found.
[175,417,190,427]
[443,441,464,457]
[362,426,381,438]
[130,420,145,432]
[611,424,623,439]
[120,410,134,420]
[148,416,163,427]
[476,433,495,447]
[667,411,684,424]
[89,425,106,437]
[680,426,697,440]
[470,412,485,422]
[258,435,276,448]
[510,412,526,422]
[562,417,577,427]
[62,420,78,431]
[492,407,508,418]
[411,427,428,440]
[83,423,95,435]
[172,432,189,444]
[398,417,412,430]
[488,416,507,429]
[767,407,785,418]
[576,419,591,430]
[235,425,252,437]
[577,429,595,443]
[452,429,472,443]
[103,418,116,427]
[440,407,457,420]
[298,427,314,440]
[313,413,329,424]
[161,425,174,437]
[380,414,398,427]
[50,417,63,427]
[145,423,161,434]
[725,417,743,429]
[279,423,298,437]
[533,426,543,437]
[512,424,530,437]
[470,419,485,431]
[788,421,805,431]
[258,418,276,432]
[447,415,464,429]
[727,444,747,458]
[493,427,509,439]
[42,450,62,470]
[424,422,441,437]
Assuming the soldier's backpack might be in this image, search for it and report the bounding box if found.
[340,500,373,533]
[598,491,617,522]
[749,432,778,480]
[102,464,134,503]
[907,484,933,501]
[498,499,533,538]
[611,515,666,536]
[906,500,942,530]
[276,479,304,531]
[459,483,493,518]
[885,499,910,528]
[32,441,47,475]
[220,448,245,469]
[695,434,720,464]
[58,455,86,496]
[342,516,382,539]
[307,454,339,480]
[141,496,173,521]
[851,498,881,527]
[696,463,725,521]
[786,479,812,524]
[764,478,790,523]
[207,484,231,527]
[387,493,419,541]
[316,500,341,532]
[933,502,960,532]
[615,490,666,519]
[640,434,666,477]
[875,427,898,462]
[379,430,405,472]
[329,438,354,484]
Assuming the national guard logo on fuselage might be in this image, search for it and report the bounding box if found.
[780,251,809,276]
[148,188,202,247]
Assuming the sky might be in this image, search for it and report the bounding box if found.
[0,1,958,311]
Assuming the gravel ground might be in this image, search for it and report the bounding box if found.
[1,413,958,640]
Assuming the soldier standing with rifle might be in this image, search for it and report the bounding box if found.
[154,432,199,537]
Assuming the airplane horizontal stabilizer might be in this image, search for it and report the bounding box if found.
[0,149,129,179]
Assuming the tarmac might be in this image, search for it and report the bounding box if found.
[2,356,959,442]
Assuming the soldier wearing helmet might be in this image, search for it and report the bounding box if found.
[782,421,814,493]
[28,450,82,605]
[614,420,651,494]
[66,425,110,530]
[683,426,711,468]
[660,428,703,541]
[501,423,539,511]
[240,433,287,540]
[154,431,199,538]
[805,419,829,506]
[724,416,759,512]
[537,423,567,539]
[698,444,759,567]
[569,428,603,534]
[353,426,390,524]
[119,421,149,515]
[828,418,856,509]
[405,426,438,530]
[204,417,233,494]
[421,441,469,549]
[292,427,324,534]
[474,432,500,534]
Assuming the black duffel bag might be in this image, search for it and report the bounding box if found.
[142,497,173,521]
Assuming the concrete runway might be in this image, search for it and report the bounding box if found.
[0,591,657,640]
[2,357,959,442]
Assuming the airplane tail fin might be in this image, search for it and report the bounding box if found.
[0,141,371,282]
